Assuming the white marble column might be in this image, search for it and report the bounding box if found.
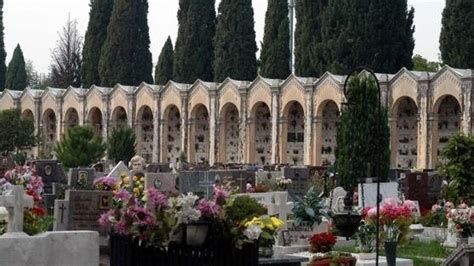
[271,88,280,165]
[462,79,472,135]
[389,117,398,168]
[209,93,217,166]
[55,99,63,143]
[127,95,135,128]
[33,98,42,158]
[153,96,160,163]
[417,82,429,169]
[304,87,313,165]
[239,88,247,164]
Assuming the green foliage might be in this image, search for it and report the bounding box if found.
[412,54,441,72]
[440,0,474,68]
[5,44,27,90]
[173,0,215,83]
[225,196,267,222]
[82,0,114,87]
[292,186,327,226]
[260,0,290,79]
[23,213,54,236]
[419,211,448,228]
[438,134,474,204]
[0,109,35,154]
[335,74,390,189]
[155,36,174,85]
[107,125,136,166]
[0,0,6,90]
[99,0,153,86]
[214,0,257,82]
[179,151,187,163]
[54,126,106,168]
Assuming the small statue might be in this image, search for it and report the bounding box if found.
[129,155,146,177]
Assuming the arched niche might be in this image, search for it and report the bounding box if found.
[136,105,154,163]
[189,104,209,164]
[432,95,461,166]
[111,106,128,129]
[392,97,418,169]
[87,107,103,136]
[318,100,340,166]
[281,101,305,165]
[248,102,272,165]
[64,108,79,134]
[162,105,182,163]
[21,109,34,121]
[41,109,57,158]
[218,103,240,164]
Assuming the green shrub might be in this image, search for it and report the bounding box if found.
[225,196,267,222]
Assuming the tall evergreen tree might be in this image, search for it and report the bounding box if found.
[214,0,258,82]
[5,44,27,90]
[440,0,474,68]
[294,0,327,77]
[99,0,153,86]
[260,0,290,79]
[82,0,114,87]
[155,36,174,85]
[0,0,6,90]
[173,0,215,83]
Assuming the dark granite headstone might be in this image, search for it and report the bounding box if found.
[66,190,113,234]
[42,193,57,216]
[35,160,67,193]
[68,168,96,189]
[283,167,311,200]
[146,163,172,173]
[404,171,443,211]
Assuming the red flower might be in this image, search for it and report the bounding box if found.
[31,207,46,217]
[309,232,337,253]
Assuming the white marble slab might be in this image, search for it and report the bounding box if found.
[358,182,399,208]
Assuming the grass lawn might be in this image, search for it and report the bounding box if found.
[333,241,452,266]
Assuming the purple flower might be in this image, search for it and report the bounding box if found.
[197,199,220,218]
[145,188,168,208]
[98,209,114,227]
[213,185,230,204]
[114,189,131,202]
[115,219,127,234]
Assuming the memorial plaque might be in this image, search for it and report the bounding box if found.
[283,167,311,200]
[145,173,178,194]
[68,168,96,189]
[66,190,113,233]
[35,160,67,193]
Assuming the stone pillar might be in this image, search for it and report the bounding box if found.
[181,94,189,162]
[427,114,439,169]
[127,94,135,128]
[56,97,63,143]
[461,78,472,135]
[208,90,217,166]
[417,80,430,170]
[239,87,248,164]
[78,95,86,126]
[271,87,280,165]
[389,117,398,168]
[313,117,321,166]
[33,98,42,159]
[304,86,314,165]
[102,95,110,143]
[152,93,160,163]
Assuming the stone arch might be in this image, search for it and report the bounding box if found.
[431,95,462,167]
[21,109,34,121]
[64,108,79,134]
[280,101,305,165]
[162,105,182,164]
[248,102,272,165]
[218,103,240,164]
[111,106,128,129]
[87,107,103,136]
[136,105,154,163]
[391,97,418,169]
[189,104,210,164]
[315,100,340,166]
[41,108,57,158]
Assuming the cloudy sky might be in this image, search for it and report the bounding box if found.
[4,0,444,74]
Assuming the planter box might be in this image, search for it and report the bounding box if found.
[110,234,258,266]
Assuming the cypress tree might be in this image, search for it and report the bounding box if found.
[0,0,6,90]
[99,0,153,86]
[5,44,27,90]
[155,36,174,85]
[173,0,215,83]
[82,0,114,87]
[440,0,474,68]
[214,0,258,82]
[260,0,290,79]
[294,0,328,77]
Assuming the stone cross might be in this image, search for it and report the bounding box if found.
[0,185,34,233]
[199,172,214,199]
[58,203,67,224]
[267,192,294,231]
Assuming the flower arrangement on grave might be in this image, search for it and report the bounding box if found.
[310,252,356,266]
[292,186,328,227]
[0,166,53,235]
[93,176,118,191]
[116,174,145,198]
[275,176,292,191]
[447,203,473,238]
[355,217,377,253]
[308,232,337,253]
[243,216,284,257]
[419,200,452,228]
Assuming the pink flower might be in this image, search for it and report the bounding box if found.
[458,203,468,209]
[432,204,442,212]
[197,199,220,218]
[213,185,230,204]
[114,189,130,202]
[445,201,454,210]
[99,209,115,227]
[383,198,399,207]
[115,219,127,234]
[146,188,168,208]
[403,200,416,210]
[367,207,378,218]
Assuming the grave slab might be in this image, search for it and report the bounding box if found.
[66,190,112,234]
[358,182,399,208]
[35,160,67,193]
[68,168,96,189]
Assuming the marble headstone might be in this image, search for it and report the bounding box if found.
[66,190,112,234]
[35,160,67,193]
[329,187,347,213]
[144,173,178,194]
[53,199,69,231]
[146,163,172,173]
[68,168,96,189]
[358,182,399,208]
[106,161,130,180]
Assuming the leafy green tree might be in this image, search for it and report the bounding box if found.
[438,134,474,204]
[107,125,136,166]
[5,44,27,90]
[82,0,114,87]
[54,126,106,168]
[412,54,441,72]
[173,0,215,83]
[99,0,153,86]
[335,74,390,189]
[260,0,290,79]
[155,36,174,85]
[0,109,35,155]
[214,0,258,82]
[440,0,474,68]
[0,0,6,90]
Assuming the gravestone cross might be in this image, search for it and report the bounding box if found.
[59,203,67,224]
[0,186,34,233]
[199,173,214,198]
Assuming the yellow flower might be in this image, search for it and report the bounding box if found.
[133,176,138,182]
[122,178,129,185]
[271,217,284,229]
[133,187,140,195]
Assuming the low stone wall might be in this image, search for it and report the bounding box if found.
[0,231,99,266]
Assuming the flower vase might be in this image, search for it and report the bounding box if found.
[184,222,210,246]
[258,245,274,258]
[384,241,397,266]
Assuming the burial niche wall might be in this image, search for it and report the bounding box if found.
[220,103,240,164]
[111,106,127,129]
[64,108,79,134]
[284,101,305,165]
[137,106,154,163]
[320,101,339,165]
[251,102,272,165]
[395,97,418,168]
[436,96,461,159]
[41,109,57,158]
[87,107,103,136]
[190,104,210,163]
[163,105,182,163]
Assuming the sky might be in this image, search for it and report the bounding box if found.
[3,0,445,74]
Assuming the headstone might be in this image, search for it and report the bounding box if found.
[329,187,347,213]
[35,160,67,193]
[179,169,255,195]
[255,171,282,187]
[68,168,96,189]
[443,244,474,266]
[283,167,311,200]
[42,193,57,216]
[0,185,34,233]
[53,199,69,231]
[404,172,443,211]
[146,163,172,173]
[267,192,293,231]
[144,173,178,194]
[106,161,130,180]
[358,182,399,208]
[285,220,330,245]
[66,190,113,234]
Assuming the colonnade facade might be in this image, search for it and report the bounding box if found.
[0,66,472,170]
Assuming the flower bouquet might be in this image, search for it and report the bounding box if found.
[93,176,118,191]
[275,176,292,191]
[244,216,284,257]
[309,232,337,253]
[448,203,473,242]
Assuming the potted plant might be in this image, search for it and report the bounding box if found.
[449,203,473,246]
[292,186,327,228]
[308,232,336,253]
[244,216,284,258]
[355,219,377,259]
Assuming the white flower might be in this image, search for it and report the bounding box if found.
[244,224,262,241]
